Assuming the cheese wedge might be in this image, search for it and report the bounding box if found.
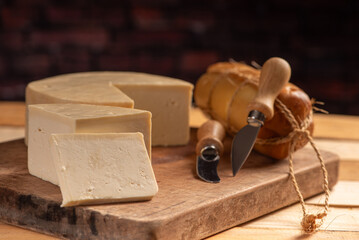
[50,133,158,207]
[28,104,151,185]
[26,72,193,146]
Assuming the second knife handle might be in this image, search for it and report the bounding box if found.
[196,120,226,157]
[247,57,291,120]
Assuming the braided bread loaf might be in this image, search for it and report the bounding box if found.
[194,61,313,160]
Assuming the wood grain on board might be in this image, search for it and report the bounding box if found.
[313,114,359,140]
[0,102,26,126]
[2,102,357,239]
[207,226,359,240]
[0,134,339,240]
[206,180,359,240]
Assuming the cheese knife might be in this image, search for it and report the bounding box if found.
[231,57,291,176]
[196,120,226,183]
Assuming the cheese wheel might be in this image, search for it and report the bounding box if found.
[210,74,243,122]
[26,72,193,147]
[207,62,261,78]
[228,83,258,131]
[194,72,222,109]
[255,83,314,159]
[194,62,313,159]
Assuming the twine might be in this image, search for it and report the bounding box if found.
[268,99,330,233]
[202,64,330,232]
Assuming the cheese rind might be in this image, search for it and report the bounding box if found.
[118,84,191,145]
[28,104,151,185]
[50,133,158,207]
[26,71,193,146]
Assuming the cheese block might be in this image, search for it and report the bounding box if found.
[26,72,193,146]
[28,104,151,185]
[50,133,158,207]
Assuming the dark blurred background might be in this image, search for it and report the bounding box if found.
[0,0,358,115]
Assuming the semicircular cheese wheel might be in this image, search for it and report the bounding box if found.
[26,72,193,147]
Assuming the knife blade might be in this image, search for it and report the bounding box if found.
[196,120,226,183]
[231,57,291,176]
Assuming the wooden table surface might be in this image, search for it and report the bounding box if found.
[0,101,358,240]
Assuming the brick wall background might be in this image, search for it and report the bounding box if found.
[0,0,358,114]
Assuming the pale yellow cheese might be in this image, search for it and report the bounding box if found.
[50,133,158,207]
[194,70,258,132]
[194,72,222,109]
[228,84,257,131]
[210,73,257,129]
[26,72,193,146]
[210,74,243,122]
[28,104,151,185]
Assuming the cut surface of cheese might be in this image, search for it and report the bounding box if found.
[50,133,158,207]
[26,71,193,146]
[28,104,151,185]
[194,72,222,109]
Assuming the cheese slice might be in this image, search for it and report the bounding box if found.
[26,72,193,146]
[50,133,158,207]
[28,104,151,185]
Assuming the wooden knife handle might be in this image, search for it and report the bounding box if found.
[196,120,226,157]
[247,57,291,120]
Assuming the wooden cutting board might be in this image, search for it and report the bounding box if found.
[0,130,339,240]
